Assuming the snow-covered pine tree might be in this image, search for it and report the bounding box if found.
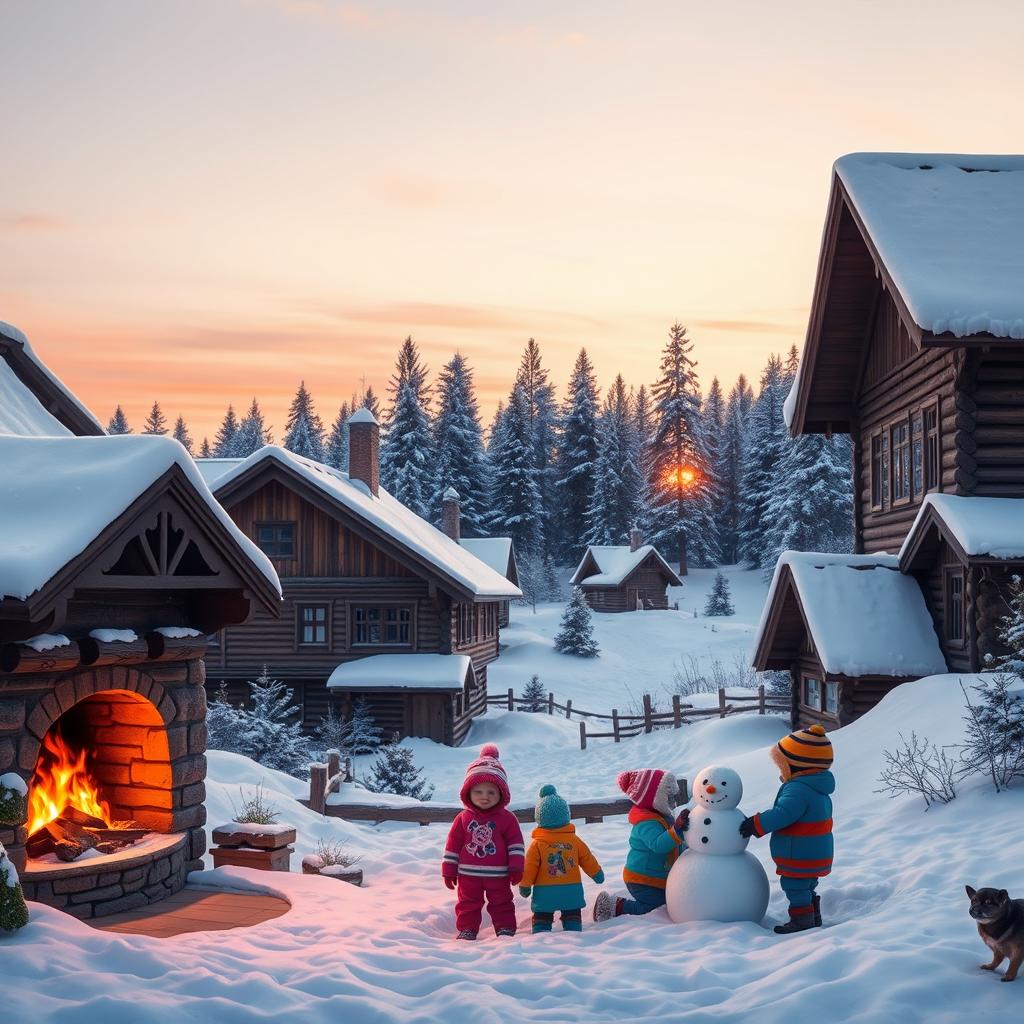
[234,398,273,456]
[206,681,242,752]
[703,571,735,616]
[647,323,719,574]
[630,384,655,537]
[363,736,434,800]
[283,381,326,460]
[234,666,311,776]
[213,405,240,457]
[172,415,194,454]
[718,375,754,564]
[380,338,434,513]
[0,842,29,932]
[992,575,1024,677]
[199,437,212,458]
[522,674,546,712]
[515,339,559,557]
[314,703,350,758]
[488,382,544,557]
[142,401,168,435]
[361,385,382,421]
[554,587,600,657]
[431,353,489,534]
[702,377,726,555]
[347,697,384,755]
[107,405,132,434]
[542,555,561,601]
[516,546,543,612]
[324,402,350,471]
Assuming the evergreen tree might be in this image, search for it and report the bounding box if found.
[213,405,240,457]
[361,385,382,421]
[324,402,350,471]
[554,349,600,559]
[363,736,434,800]
[107,405,132,435]
[0,843,29,932]
[703,571,735,616]
[702,377,726,557]
[314,703,351,757]
[647,323,719,573]
[235,666,312,777]
[283,381,325,460]
[553,587,600,657]
[719,375,754,564]
[432,353,489,534]
[631,384,655,536]
[521,674,546,712]
[206,682,242,752]
[142,400,168,435]
[234,397,273,456]
[991,575,1024,677]
[380,338,434,511]
[347,697,384,755]
[542,555,561,601]
[199,437,212,458]
[172,415,194,455]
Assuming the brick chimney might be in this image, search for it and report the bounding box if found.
[629,526,642,552]
[348,407,379,496]
[441,487,461,541]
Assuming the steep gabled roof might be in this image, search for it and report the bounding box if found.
[753,551,947,678]
[205,448,522,602]
[900,494,1024,571]
[459,537,518,586]
[570,545,682,588]
[785,153,1024,436]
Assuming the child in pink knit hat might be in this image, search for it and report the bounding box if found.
[441,744,525,940]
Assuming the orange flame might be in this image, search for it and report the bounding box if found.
[27,730,111,835]
[662,464,699,489]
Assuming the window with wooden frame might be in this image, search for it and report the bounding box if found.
[297,603,329,646]
[255,521,296,559]
[803,676,822,711]
[870,431,890,509]
[891,419,911,504]
[945,568,966,646]
[351,605,412,646]
[825,681,839,716]
[924,404,940,491]
[911,411,924,497]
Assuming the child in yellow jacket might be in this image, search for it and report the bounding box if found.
[519,784,604,933]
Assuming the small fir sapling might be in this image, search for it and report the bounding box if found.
[958,676,1024,793]
[205,682,242,753]
[703,571,735,616]
[363,735,435,800]
[0,772,28,827]
[521,674,546,712]
[315,703,351,759]
[106,405,132,434]
[553,587,600,657]
[142,400,169,435]
[235,666,313,778]
[0,842,30,932]
[347,697,384,755]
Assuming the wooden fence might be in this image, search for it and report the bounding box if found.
[486,685,789,749]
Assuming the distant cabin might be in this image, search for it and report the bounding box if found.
[755,152,1024,729]
[571,532,682,612]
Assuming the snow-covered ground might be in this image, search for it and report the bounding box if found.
[4,571,1022,1023]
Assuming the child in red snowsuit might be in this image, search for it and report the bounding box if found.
[442,744,525,939]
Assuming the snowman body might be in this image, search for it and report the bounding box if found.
[665,765,769,924]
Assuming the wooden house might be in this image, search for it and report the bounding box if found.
[755,152,1024,728]
[571,530,682,612]
[198,413,521,746]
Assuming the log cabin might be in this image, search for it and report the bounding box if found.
[754,153,1024,729]
[198,413,522,746]
[571,530,682,612]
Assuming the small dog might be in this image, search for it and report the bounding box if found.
[966,885,1024,982]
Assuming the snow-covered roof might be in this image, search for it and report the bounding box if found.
[0,320,105,434]
[570,544,681,587]
[836,153,1024,339]
[327,653,472,691]
[194,458,241,489]
[900,494,1024,562]
[755,551,947,678]
[208,447,522,600]
[0,356,73,437]
[459,537,514,579]
[0,435,282,602]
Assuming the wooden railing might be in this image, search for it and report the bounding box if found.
[307,749,353,816]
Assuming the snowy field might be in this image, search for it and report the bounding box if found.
[4,572,1023,1023]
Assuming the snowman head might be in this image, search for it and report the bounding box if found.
[692,765,742,810]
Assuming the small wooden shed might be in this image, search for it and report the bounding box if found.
[570,538,681,613]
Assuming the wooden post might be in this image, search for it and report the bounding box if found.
[758,684,765,715]
[579,721,587,750]
[565,699,573,719]
[548,692,555,715]
[612,709,620,742]
[507,687,514,711]
[309,763,328,816]
[718,688,727,719]
[344,755,353,782]
[643,693,653,733]
[327,750,341,782]
[672,693,682,729]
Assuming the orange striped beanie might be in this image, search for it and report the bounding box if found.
[777,724,833,774]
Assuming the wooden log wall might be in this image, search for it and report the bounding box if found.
[971,349,1024,496]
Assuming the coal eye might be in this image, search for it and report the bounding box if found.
[721,781,727,786]
[702,779,708,785]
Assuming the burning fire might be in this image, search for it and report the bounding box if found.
[27,730,111,836]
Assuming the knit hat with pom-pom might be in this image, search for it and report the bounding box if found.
[535,784,570,829]
[459,743,511,808]
[617,769,679,818]
[776,724,833,775]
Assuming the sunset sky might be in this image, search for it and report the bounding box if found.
[3,0,1023,442]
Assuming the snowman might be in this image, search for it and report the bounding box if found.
[665,764,769,924]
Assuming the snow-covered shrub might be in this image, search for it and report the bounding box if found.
[0,843,30,932]
[363,737,435,801]
[206,682,242,753]
[669,653,714,696]
[232,784,280,825]
[554,587,600,657]
[347,697,384,755]
[0,772,28,827]
[234,666,313,778]
[315,704,350,759]
[313,837,360,869]
[991,574,1024,677]
[521,674,546,712]
[876,732,958,809]
[703,571,735,616]
[958,676,1024,792]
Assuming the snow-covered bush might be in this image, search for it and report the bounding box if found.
[958,676,1024,792]
[232,784,280,825]
[313,837,360,869]
[0,772,27,827]
[991,574,1024,677]
[347,697,384,755]
[876,732,958,809]
[363,737,435,800]
[315,704,350,759]
[206,682,242,753]
[0,842,29,932]
[703,571,735,616]
[234,667,313,778]
[554,587,599,657]
[521,674,546,712]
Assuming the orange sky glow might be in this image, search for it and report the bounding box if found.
[3,0,1023,441]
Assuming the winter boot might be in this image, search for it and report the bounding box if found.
[812,894,822,928]
[496,928,516,937]
[774,907,818,934]
[593,890,623,923]
[456,929,478,940]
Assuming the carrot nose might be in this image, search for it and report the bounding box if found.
[706,785,717,794]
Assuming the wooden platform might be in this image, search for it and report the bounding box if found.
[88,885,290,938]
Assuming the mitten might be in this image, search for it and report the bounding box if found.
[509,871,522,887]
[444,877,457,890]
[738,817,756,838]
[519,886,532,898]
[591,869,605,884]
[674,809,690,833]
